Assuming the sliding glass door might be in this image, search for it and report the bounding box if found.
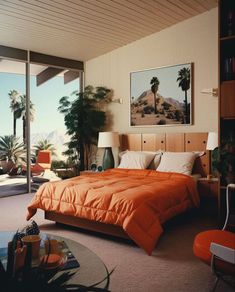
[0,45,84,196]
[29,63,80,191]
[0,58,28,197]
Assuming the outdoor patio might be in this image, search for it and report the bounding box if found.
[0,174,45,198]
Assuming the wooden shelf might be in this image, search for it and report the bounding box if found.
[220,80,235,118]
[220,35,235,41]
[221,80,235,84]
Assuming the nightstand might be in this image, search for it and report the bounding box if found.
[198,177,219,220]
[198,177,219,198]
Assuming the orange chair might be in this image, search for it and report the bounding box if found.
[30,150,52,175]
[193,184,235,290]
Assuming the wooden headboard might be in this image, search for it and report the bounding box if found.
[121,132,209,177]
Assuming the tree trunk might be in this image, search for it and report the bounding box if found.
[13,116,16,137]
[154,93,157,114]
[23,117,26,145]
[184,90,188,123]
[79,141,85,171]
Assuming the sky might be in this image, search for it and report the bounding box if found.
[0,72,79,136]
[130,63,191,103]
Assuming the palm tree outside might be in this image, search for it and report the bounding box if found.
[8,90,21,137]
[150,77,160,114]
[33,139,56,157]
[0,135,26,165]
[8,90,36,143]
[177,67,190,124]
[19,94,35,144]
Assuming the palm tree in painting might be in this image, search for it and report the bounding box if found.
[177,67,190,124]
[9,90,21,136]
[150,77,160,114]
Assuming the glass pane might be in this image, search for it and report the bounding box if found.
[0,59,28,197]
[29,64,79,190]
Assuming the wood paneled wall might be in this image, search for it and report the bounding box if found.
[121,133,209,177]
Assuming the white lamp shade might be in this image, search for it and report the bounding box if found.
[206,132,218,150]
[98,132,120,148]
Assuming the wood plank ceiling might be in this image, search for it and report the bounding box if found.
[0,0,217,61]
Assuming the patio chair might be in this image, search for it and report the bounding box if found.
[23,150,52,176]
[193,184,235,291]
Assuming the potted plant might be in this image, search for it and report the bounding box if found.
[212,134,235,185]
[58,85,112,171]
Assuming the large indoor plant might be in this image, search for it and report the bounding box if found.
[212,134,235,184]
[58,85,112,171]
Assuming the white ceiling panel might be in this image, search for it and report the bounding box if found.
[0,0,218,61]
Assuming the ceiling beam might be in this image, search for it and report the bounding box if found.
[36,67,64,86]
[64,70,80,84]
[30,51,84,71]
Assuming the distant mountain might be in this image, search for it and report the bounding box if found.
[131,90,186,125]
[31,129,69,161]
[133,90,184,111]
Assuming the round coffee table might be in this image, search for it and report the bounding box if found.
[0,231,109,289]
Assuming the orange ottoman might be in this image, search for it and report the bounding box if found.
[193,230,235,275]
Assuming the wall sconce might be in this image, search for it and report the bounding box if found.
[201,88,218,97]
[111,98,123,104]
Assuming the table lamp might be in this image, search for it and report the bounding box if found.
[98,132,120,170]
[206,132,218,180]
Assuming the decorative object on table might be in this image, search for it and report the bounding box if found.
[0,231,113,292]
[58,85,113,171]
[16,220,40,240]
[130,63,193,126]
[22,235,41,259]
[90,163,97,171]
[98,132,120,170]
[97,166,103,172]
[206,132,218,180]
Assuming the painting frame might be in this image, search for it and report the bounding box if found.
[130,63,193,127]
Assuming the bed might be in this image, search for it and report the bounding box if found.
[27,132,209,255]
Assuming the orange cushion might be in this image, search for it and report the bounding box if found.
[37,151,51,164]
[193,230,235,274]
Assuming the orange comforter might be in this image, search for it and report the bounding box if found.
[27,169,199,255]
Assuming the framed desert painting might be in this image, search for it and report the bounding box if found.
[130,63,193,126]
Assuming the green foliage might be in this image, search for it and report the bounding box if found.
[212,134,235,184]
[58,86,112,170]
[51,160,68,170]
[0,135,26,165]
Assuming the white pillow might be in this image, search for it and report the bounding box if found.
[156,152,198,175]
[118,151,156,169]
[147,151,162,169]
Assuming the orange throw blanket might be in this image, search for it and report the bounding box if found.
[27,169,199,255]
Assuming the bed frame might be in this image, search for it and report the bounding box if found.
[45,132,209,238]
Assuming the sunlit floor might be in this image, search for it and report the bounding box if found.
[0,174,42,198]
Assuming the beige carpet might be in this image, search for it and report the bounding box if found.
[0,193,233,292]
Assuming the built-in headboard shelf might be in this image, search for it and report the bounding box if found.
[121,133,209,177]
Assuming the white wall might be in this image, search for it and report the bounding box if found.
[85,8,218,135]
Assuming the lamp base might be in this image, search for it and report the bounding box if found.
[102,147,114,170]
[207,174,213,180]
